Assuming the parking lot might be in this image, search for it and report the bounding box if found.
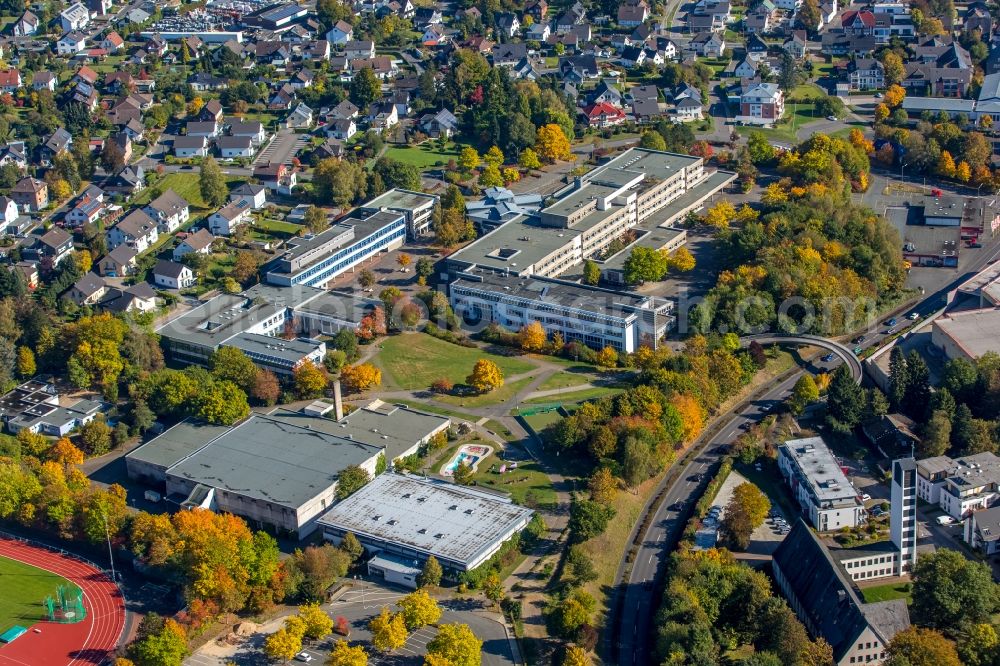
[254,129,309,166]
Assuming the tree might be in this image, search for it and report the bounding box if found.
[50,437,84,466]
[564,646,592,666]
[264,627,303,662]
[483,572,505,606]
[251,370,281,406]
[419,556,443,588]
[921,410,952,458]
[398,589,442,630]
[426,623,482,666]
[80,419,112,455]
[569,499,615,542]
[666,247,695,272]
[340,363,382,393]
[453,460,474,485]
[789,375,819,415]
[874,104,890,123]
[484,146,504,167]
[640,131,667,151]
[956,161,972,183]
[911,549,999,632]
[882,53,905,86]
[199,157,228,207]
[704,200,736,229]
[458,146,481,174]
[546,590,595,640]
[747,131,776,164]
[937,151,957,178]
[396,254,412,271]
[369,607,408,652]
[100,141,125,174]
[796,0,821,30]
[588,467,618,504]
[15,346,35,378]
[478,164,503,188]
[518,147,541,169]
[583,260,601,285]
[721,483,770,550]
[959,623,999,666]
[535,124,572,162]
[287,544,352,600]
[466,359,503,393]
[518,321,547,352]
[336,465,371,500]
[886,627,961,666]
[129,618,189,666]
[294,362,328,399]
[827,365,865,429]
[350,68,382,108]
[623,247,668,284]
[299,602,334,639]
[209,347,257,393]
[595,346,617,368]
[329,640,368,666]
[342,532,364,561]
[304,205,328,234]
[359,269,376,289]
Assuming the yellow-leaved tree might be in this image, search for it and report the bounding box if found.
[535,124,572,163]
[517,321,547,352]
[466,359,503,394]
[341,363,382,393]
[329,639,369,666]
[369,607,408,653]
[397,589,442,630]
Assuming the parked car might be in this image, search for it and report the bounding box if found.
[822,353,835,362]
[296,653,314,663]
[936,515,955,525]
[861,493,872,501]
[852,335,865,344]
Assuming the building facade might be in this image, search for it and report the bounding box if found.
[778,437,865,531]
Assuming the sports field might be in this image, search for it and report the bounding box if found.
[0,555,78,631]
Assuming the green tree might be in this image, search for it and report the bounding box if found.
[419,555,442,587]
[350,67,382,108]
[199,157,228,207]
[518,147,541,170]
[341,532,364,560]
[959,623,999,666]
[80,419,112,455]
[336,465,371,500]
[209,346,257,394]
[623,247,668,284]
[583,260,601,286]
[920,410,952,458]
[903,350,931,419]
[546,589,595,640]
[129,618,189,666]
[194,380,250,425]
[827,365,865,430]
[426,623,483,666]
[789,375,819,415]
[453,460,474,485]
[640,131,667,151]
[304,205,328,234]
[747,131,776,164]
[569,499,615,542]
[911,549,999,633]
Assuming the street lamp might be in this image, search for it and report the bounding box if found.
[102,512,116,583]
[899,161,909,185]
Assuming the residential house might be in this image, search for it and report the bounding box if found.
[496,12,520,38]
[57,31,88,56]
[0,143,26,171]
[418,109,459,138]
[59,2,90,32]
[619,45,647,67]
[253,163,296,196]
[152,260,195,290]
[368,102,398,134]
[105,71,135,94]
[0,197,17,228]
[268,87,295,110]
[102,31,124,52]
[101,283,157,314]
[327,118,357,140]
[174,135,208,158]
[689,32,725,57]
[11,177,47,212]
[65,272,108,306]
[104,165,145,196]
[344,40,376,59]
[744,2,775,33]
[736,82,784,124]
[189,73,228,92]
[65,195,104,227]
[229,120,266,146]
[964,506,1000,556]
[286,102,313,129]
[0,69,21,93]
[13,11,39,37]
[326,20,353,44]
[106,209,159,253]
[291,70,315,90]
[590,79,624,106]
[903,42,973,97]
[849,57,885,90]
[201,99,224,123]
[208,199,253,236]
[331,100,359,120]
[217,135,254,158]
[842,9,876,35]
[526,22,551,41]
[108,132,132,165]
[526,0,547,21]
[631,99,665,123]
[229,183,268,210]
[413,7,443,27]
[122,118,145,142]
[580,102,628,128]
[493,42,528,67]
[966,2,992,38]
[172,229,215,262]
[39,128,72,167]
[421,24,449,46]
[99,244,139,277]
[671,85,704,121]
[313,139,344,161]
[143,190,190,234]
[734,57,759,78]
[618,2,649,27]
[13,262,38,288]
[37,227,72,266]
[310,40,331,61]
[784,30,809,59]
[559,54,600,81]
[351,56,395,79]
[186,120,220,139]
[746,33,769,60]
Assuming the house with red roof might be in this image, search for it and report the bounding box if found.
[580,102,628,128]
[0,69,21,93]
[842,9,875,35]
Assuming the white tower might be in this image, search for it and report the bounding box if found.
[891,457,918,575]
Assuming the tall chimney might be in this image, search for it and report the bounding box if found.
[333,380,344,421]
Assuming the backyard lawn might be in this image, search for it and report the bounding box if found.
[0,556,80,632]
[384,141,467,169]
[372,333,537,391]
[860,582,912,604]
[133,172,246,213]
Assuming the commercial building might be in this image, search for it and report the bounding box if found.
[359,188,438,238]
[773,521,910,666]
[0,379,104,436]
[450,272,672,353]
[915,452,1000,519]
[316,473,534,585]
[126,413,383,539]
[778,437,865,531]
[931,308,1000,361]
[264,210,406,288]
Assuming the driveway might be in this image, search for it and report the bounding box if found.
[254,129,309,166]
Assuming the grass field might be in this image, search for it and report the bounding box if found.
[384,142,466,169]
[372,333,537,391]
[471,453,557,510]
[521,409,565,436]
[133,172,245,213]
[522,386,624,405]
[860,582,912,604]
[536,370,592,392]
[0,556,79,631]
[437,376,535,409]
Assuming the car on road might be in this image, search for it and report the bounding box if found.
[853,346,864,355]
[969,242,983,248]
[669,502,684,512]
[874,92,883,98]
[822,353,835,362]
[908,312,920,320]
[296,653,314,663]
[852,335,865,344]
[826,115,838,121]
[688,473,703,482]
[885,317,897,327]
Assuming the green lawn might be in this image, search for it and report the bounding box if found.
[860,582,912,604]
[471,452,556,510]
[384,141,467,169]
[522,386,624,405]
[521,409,565,436]
[536,370,592,392]
[254,218,303,236]
[372,333,537,391]
[0,556,80,632]
[437,376,535,408]
[133,172,244,212]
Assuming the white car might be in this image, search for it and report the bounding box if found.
[296,653,314,663]
[861,493,872,502]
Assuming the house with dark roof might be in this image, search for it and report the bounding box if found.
[965,505,1000,555]
[99,244,138,277]
[106,209,159,253]
[773,521,910,666]
[65,272,108,305]
[144,190,190,234]
[152,260,195,290]
[172,228,216,262]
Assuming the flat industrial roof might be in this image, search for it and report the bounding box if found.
[166,414,383,509]
[934,309,1000,358]
[361,188,437,213]
[780,437,860,504]
[126,419,232,469]
[295,290,383,324]
[227,332,323,364]
[317,473,534,567]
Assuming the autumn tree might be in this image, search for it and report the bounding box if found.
[199,157,228,207]
[666,247,695,272]
[251,369,280,406]
[595,346,618,368]
[703,200,736,229]
[370,607,408,652]
[264,626,303,662]
[453,460,474,485]
[398,589,442,630]
[80,419,112,456]
[304,205,328,234]
[466,359,503,393]
[128,618,189,666]
[209,347,257,394]
[329,640,368,666]
[294,362,328,399]
[340,363,382,393]
[426,623,482,666]
[299,602,334,639]
[789,375,819,414]
[49,437,84,466]
[15,346,35,378]
[458,146,480,174]
[518,147,541,169]
[588,467,618,505]
[583,260,601,285]
[484,145,504,167]
[535,124,572,162]
[419,556,443,588]
[886,627,961,666]
[882,54,905,87]
[518,321,547,352]
[564,646,592,666]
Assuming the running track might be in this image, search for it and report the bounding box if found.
[0,537,125,666]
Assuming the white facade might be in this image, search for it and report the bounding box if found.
[778,437,865,531]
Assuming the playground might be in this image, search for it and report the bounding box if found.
[0,536,125,666]
[440,444,493,476]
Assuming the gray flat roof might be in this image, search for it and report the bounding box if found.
[317,473,534,566]
[295,290,383,324]
[166,414,383,509]
[227,332,322,364]
[126,419,232,470]
[270,400,449,461]
[361,188,437,213]
[934,309,1000,358]
[780,437,860,504]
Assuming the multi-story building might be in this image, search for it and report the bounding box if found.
[359,188,438,238]
[449,273,672,353]
[915,452,1000,519]
[736,82,785,125]
[264,210,406,288]
[778,437,865,531]
[889,457,918,574]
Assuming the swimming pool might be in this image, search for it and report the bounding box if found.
[440,444,493,476]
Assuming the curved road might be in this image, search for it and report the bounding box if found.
[742,334,863,383]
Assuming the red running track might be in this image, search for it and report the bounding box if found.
[0,537,125,666]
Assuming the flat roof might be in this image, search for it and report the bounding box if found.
[270,400,449,461]
[780,437,860,504]
[317,473,534,567]
[227,332,322,364]
[934,308,1000,359]
[361,188,437,213]
[166,414,383,509]
[126,419,232,469]
[295,290,383,324]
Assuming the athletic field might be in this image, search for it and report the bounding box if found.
[0,555,79,631]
